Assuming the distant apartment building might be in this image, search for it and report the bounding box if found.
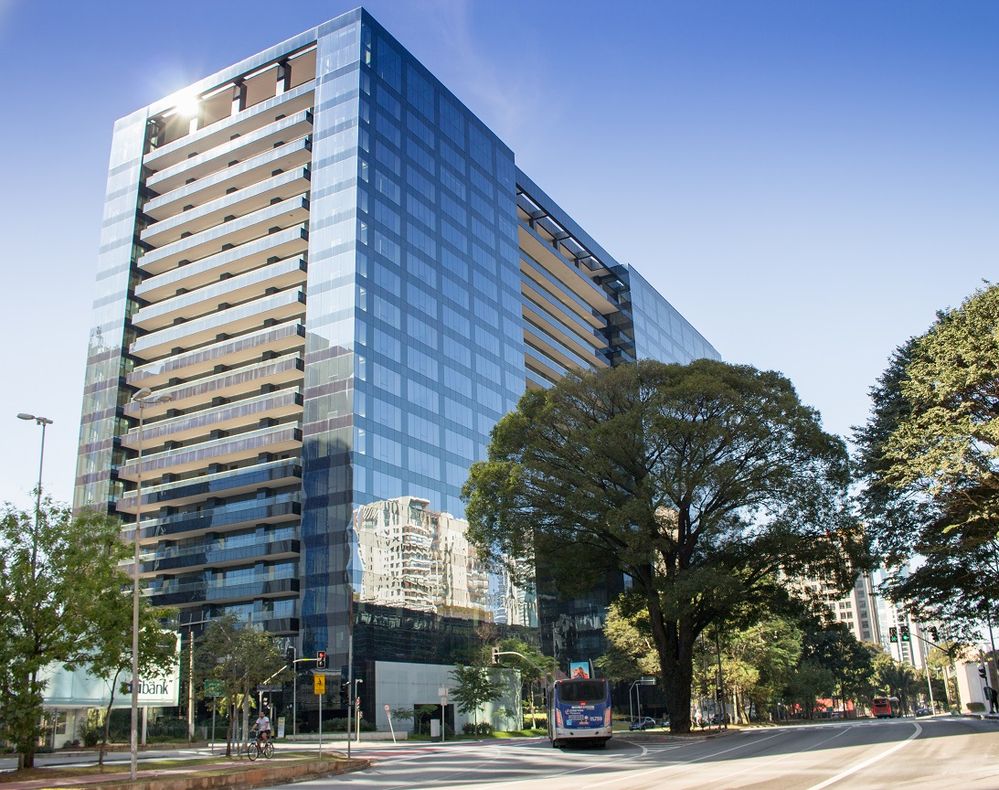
[74,6,719,701]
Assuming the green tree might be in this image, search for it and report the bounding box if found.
[784,661,836,718]
[871,652,921,714]
[881,285,999,540]
[84,600,177,766]
[855,285,999,636]
[0,500,152,769]
[595,599,661,682]
[463,359,858,732]
[450,664,502,728]
[493,638,556,728]
[193,616,288,755]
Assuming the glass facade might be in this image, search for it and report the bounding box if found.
[76,7,718,682]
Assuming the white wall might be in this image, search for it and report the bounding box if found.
[374,660,522,733]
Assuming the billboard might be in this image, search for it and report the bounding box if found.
[569,661,592,679]
[39,635,181,708]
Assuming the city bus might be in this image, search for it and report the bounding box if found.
[548,677,613,748]
[871,696,900,719]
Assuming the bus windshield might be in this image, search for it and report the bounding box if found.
[557,681,606,702]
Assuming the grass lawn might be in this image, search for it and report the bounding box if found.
[0,752,350,784]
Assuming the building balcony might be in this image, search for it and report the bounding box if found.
[129,494,301,544]
[127,321,305,389]
[132,256,307,331]
[138,196,310,276]
[144,83,313,172]
[141,167,311,246]
[126,355,304,419]
[135,225,308,302]
[145,106,313,194]
[145,140,313,223]
[117,424,303,483]
[116,458,301,514]
[147,575,300,607]
[142,538,300,575]
[129,288,306,360]
[121,389,303,449]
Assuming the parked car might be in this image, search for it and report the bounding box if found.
[914,706,932,717]
[661,718,671,729]
[629,716,658,731]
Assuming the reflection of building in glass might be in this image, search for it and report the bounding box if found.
[75,7,717,687]
[355,497,534,626]
[355,497,482,616]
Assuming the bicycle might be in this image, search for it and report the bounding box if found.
[244,734,274,760]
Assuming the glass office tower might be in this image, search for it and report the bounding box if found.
[75,8,719,679]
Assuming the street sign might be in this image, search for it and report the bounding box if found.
[204,679,224,698]
[314,674,326,695]
[257,684,283,693]
[384,704,390,713]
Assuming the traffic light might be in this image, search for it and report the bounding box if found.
[979,665,987,680]
[900,625,910,643]
[889,627,898,643]
[317,650,327,669]
[929,627,939,642]
[285,646,295,663]
[491,647,500,664]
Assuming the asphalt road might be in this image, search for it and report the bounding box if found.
[268,717,999,790]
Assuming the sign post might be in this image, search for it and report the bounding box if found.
[204,680,224,754]
[314,674,325,757]
[438,686,449,742]
[384,704,396,744]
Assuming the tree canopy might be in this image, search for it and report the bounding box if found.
[855,284,999,636]
[463,358,859,732]
[449,665,502,727]
[193,615,288,755]
[0,500,172,769]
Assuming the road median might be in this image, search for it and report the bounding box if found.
[0,753,370,790]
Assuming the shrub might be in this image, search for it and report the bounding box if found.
[967,701,986,713]
[462,722,476,735]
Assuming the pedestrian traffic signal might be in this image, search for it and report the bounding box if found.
[491,646,499,664]
[900,625,910,642]
[979,665,987,679]
[889,627,898,643]
[317,650,327,669]
[929,626,939,642]
[285,646,295,663]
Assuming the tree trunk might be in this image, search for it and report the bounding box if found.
[241,686,250,746]
[99,669,122,768]
[20,669,40,770]
[645,581,697,734]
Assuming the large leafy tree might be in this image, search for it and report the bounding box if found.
[855,284,999,634]
[881,284,999,539]
[0,500,168,769]
[463,359,858,732]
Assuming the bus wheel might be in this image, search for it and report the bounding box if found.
[551,739,560,748]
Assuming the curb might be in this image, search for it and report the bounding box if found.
[0,757,371,790]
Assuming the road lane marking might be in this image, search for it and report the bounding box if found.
[583,730,789,788]
[805,722,922,790]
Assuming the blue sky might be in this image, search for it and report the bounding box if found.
[1,0,996,508]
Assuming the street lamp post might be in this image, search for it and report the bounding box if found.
[16,413,53,578]
[128,388,171,782]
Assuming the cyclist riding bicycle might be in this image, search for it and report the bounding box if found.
[252,711,272,743]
